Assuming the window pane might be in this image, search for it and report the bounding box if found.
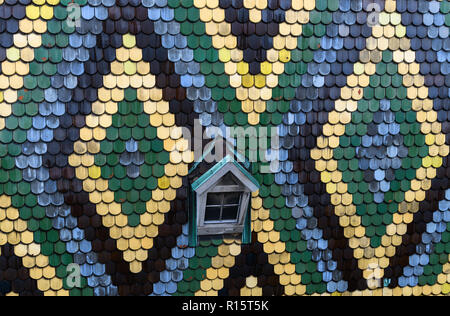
[222,206,239,221]
[206,193,222,206]
[205,207,221,222]
[223,192,241,205]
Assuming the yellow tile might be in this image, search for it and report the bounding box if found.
[379,12,390,25]
[219,48,231,63]
[33,19,47,33]
[194,0,206,8]
[124,61,137,75]
[242,74,254,88]
[137,61,150,75]
[303,0,315,10]
[123,34,136,48]
[249,8,261,23]
[20,47,34,63]
[6,48,21,62]
[272,61,284,75]
[158,176,170,190]
[18,19,33,33]
[390,12,401,25]
[28,33,42,48]
[385,0,396,12]
[395,24,406,38]
[129,47,142,62]
[26,5,40,20]
[3,90,17,103]
[279,49,291,63]
[88,166,101,179]
[199,7,212,22]
[116,47,129,62]
[255,0,266,9]
[237,61,249,75]
[40,5,53,19]
[111,61,124,75]
[211,8,224,22]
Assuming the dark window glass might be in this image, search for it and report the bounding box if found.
[205,207,221,222]
[204,192,242,223]
[223,192,241,205]
[222,206,239,221]
[207,193,222,206]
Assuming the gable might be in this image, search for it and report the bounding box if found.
[192,156,260,194]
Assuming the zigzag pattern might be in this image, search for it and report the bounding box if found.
[0,0,448,296]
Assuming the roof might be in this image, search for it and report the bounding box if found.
[191,155,260,193]
[0,0,448,297]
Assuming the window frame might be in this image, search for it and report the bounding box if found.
[204,190,243,224]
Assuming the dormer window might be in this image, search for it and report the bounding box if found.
[189,156,259,245]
